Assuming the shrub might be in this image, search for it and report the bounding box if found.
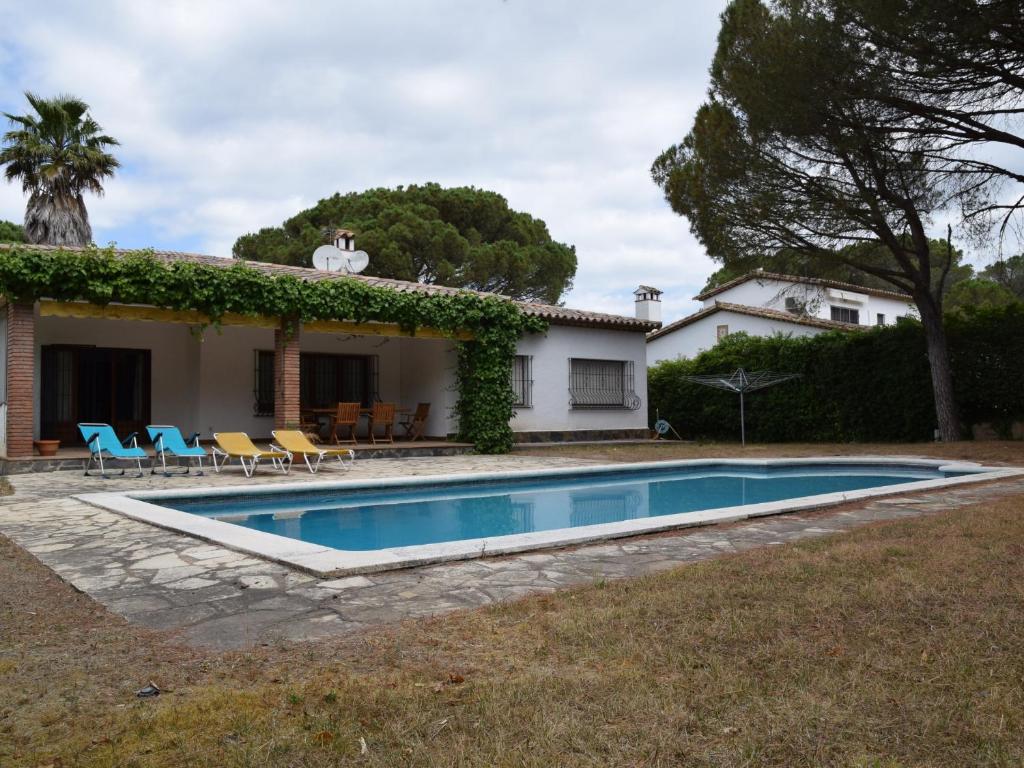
[649,305,1024,442]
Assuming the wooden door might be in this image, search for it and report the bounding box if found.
[41,346,151,444]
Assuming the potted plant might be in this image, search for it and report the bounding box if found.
[33,439,60,457]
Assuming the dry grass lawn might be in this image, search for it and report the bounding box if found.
[514,438,1024,467]
[2,443,1024,766]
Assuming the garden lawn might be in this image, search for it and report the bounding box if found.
[515,438,1024,467]
[2,446,1024,766]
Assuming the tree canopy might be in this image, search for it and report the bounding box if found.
[652,0,1024,441]
[0,220,24,242]
[820,0,1024,227]
[700,240,974,297]
[233,184,577,304]
[979,254,1024,301]
[944,277,1020,315]
[0,93,119,246]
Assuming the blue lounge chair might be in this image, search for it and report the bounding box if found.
[146,425,207,476]
[78,423,146,478]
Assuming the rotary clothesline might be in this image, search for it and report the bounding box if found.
[683,368,801,445]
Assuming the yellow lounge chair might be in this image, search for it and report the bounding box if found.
[272,430,354,474]
[211,432,291,477]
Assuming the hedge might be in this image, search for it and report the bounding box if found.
[648,304,1024,443]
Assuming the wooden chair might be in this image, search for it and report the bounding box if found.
[399,402,431,441]
[367,402,396,444]
[299,410,322,443]
[330,402,361,445]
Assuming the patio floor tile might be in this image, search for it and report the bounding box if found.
[1,454,1022,649]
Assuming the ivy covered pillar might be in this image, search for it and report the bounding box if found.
[274,319,301,431]
[5,301,35,458]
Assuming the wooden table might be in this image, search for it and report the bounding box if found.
[305,406,412,442]
[306,407,411,416]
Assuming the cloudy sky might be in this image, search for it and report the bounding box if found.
[0,0,728,320]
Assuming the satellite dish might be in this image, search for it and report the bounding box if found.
[345,250,370,274]
[312,244,346,272]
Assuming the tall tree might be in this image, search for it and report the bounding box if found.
[233,184,577,304]
[652,0,1021,440]
[700,240,974,295]
[0,93,119,246]
[944,277,1019,314]
[980,253,1024,300]
[0,220,24,242]
[817,0,1024,228]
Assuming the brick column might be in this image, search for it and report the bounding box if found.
[274,319,301,431]
[6,302,35,457]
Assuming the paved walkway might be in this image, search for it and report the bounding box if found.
[1,456,1022,650]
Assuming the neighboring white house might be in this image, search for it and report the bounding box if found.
[0,244,660,456]
[646,270,918,364]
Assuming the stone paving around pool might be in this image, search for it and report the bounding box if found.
[2,455,1022,650]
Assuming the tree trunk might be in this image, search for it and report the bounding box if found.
[24,192,92,246]
[915,294,962,442]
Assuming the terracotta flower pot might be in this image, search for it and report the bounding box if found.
[33,439,60,457]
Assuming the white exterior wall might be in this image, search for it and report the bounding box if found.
[705,279,916,326]
[195,325,275,438]
[31,318,420,441]
[30,312,647,441]
[647,310,826,364]
[512,325,649,433]
[397,337,458,437]
[197,327,441,439]
[701,279,795,311]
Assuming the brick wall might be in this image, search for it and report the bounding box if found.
[274,320,301,430]
[6,302,34,457]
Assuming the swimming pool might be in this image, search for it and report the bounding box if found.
[79,458,1019,576]
[165,463,964,551]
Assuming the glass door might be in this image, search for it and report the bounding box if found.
[41,346,151,444]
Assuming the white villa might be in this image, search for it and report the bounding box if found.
[646,270,918,364]
[0,244,659,458]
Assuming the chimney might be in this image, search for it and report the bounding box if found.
[634,285,662,322]
[333,228,355,252]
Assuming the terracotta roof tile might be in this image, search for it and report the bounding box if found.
[694,270,913,302]
[646,300,863,341]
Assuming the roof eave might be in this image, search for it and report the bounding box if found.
[2,243,651,332]
[693,270,913,302]
[647,301,861,341]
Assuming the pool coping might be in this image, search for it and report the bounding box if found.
[75,457,1024,577]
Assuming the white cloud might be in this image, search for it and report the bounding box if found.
[0,0,728,321]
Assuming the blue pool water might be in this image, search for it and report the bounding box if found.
[161,463,963,552]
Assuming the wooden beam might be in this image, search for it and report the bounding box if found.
[38,300,276,328]
[303,319,472,341]
[38,300,472,340]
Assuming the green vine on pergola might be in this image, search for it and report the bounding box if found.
[0,246,548,453]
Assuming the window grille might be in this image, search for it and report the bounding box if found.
[716,324,730,340]
[254,350,275,416]
[568,358,641,410]
[570,491,643,526]
[830,306,860,324]
[512,355,533,408]
[876,313,886,326]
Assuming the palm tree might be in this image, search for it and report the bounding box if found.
[0,93,119,246]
